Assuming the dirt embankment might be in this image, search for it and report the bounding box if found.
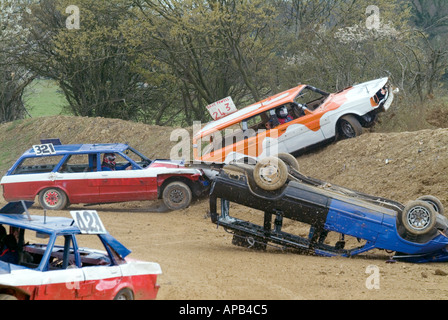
[1,116,448,300]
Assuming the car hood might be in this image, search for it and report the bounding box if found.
[148,159,186,169]
[340,77,389,99]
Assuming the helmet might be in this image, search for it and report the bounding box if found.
[276,106,289,119]
[103,153,116,165]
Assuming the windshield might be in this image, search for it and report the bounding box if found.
[123,147,152,168]
[295,86,329,111]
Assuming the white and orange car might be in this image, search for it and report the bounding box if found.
[193,77,395,164]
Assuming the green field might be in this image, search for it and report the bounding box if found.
[24,79,68,117]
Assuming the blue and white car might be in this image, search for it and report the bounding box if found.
[209,155,448,263]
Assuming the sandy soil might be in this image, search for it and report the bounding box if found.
[1,116,448,300]
[34,198,448,300]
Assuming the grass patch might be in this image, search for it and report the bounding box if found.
[24,78,69,117]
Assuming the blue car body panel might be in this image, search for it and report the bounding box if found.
[209,165,448,263]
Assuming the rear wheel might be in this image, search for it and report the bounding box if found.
[400,200,437,236]
[0,294,17,300]
[114,288,134,300]
[39,188,68,210]
[338,115,363,139]
[162,181,192,211]
[417,195,445,216]
[253,157,288,191]
[275,153,299,171]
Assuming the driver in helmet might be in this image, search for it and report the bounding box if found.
[101,153,131,171]
[276,105,293,125]
[266,105,293,129]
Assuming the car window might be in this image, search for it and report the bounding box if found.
[58,154,92,173]
[75,234,117,266]
[100,152,131,171]
[0,225,52,270]
[11,155,64,175]
[48,235,77,270]
[295,86,329,111]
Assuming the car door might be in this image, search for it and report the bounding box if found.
[80,264,123,300]
[34,235,86,300]
[98,152,150,202]
[53,154,100,203]
[74,233,125,300]
[281,112,327,153]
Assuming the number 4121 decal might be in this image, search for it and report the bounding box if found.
[70,210,107,234]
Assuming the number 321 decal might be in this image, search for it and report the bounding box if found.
[70,210,107,234]
[33,143,56,156]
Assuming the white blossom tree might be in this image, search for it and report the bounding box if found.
[0,0,35,122]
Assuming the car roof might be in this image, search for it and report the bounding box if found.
[23,143,130,157]
[194,85,305,139]
[0,213,78,235]
[0,202,132,258]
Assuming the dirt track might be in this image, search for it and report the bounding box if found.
[1,117,448,300]
[36,198,448,300]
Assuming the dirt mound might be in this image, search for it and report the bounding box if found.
[0,115,446,204]
[298,128,448,207]
[1,116,448,300]
[0,116,181,174]
[426,107,448,128]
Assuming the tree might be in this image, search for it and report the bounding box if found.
[0,0,35,122]
[129,0,283,124]
[24,0,151,120]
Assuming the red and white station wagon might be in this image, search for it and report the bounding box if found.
[0,202,161,300]
[1,142,210,211]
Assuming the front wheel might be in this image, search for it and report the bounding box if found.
[162,181,193,211]
[400,200,437,236]
[39,188,68,210]
[253,157,288,191]
[338,115,363,139]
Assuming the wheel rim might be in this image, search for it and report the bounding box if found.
[258,163,282,186]
[341,120,355,137]
[406,205,432,231]
[169,188,184,204]
[44,190,61,208]
[116,293,129,300]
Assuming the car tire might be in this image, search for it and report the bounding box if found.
[0,294,17,300]
[416,195,445,216]
[39,188,68,210]
[162,181,193,211]
[253,157,288,191]
[338,115,363,139]
[275,153,300,171]
[400,200,437,236]
[114,288,134,300]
